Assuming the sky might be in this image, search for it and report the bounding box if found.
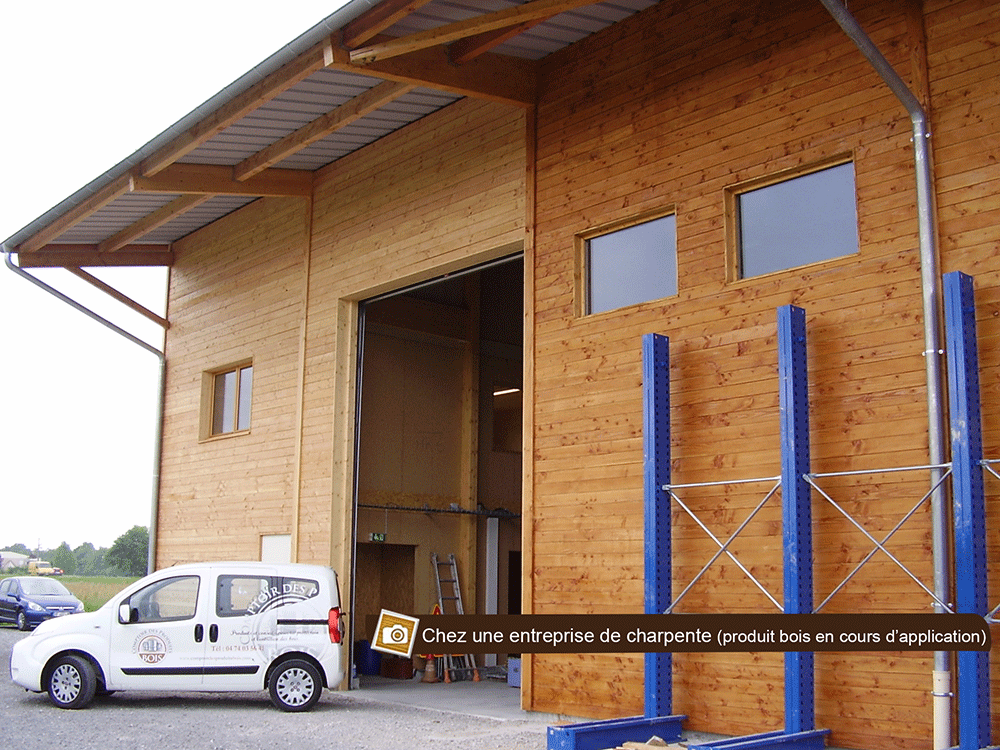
[0,1,348,552]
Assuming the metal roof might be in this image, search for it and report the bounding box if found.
[4,0,657,264]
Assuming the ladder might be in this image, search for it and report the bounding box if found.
[432,553,479,682]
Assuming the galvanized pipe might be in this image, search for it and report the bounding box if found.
[815,3,952,747]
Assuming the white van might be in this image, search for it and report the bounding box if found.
[10,562,345,711]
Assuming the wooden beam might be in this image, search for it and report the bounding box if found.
[139,43,328,177]
[98,194,212,254]
[349,0,599,63]
[131,163,312,196]
[448,19,548,63]
[16,174,133,255]
[16,244,174,268]
[327,38,537,107]
[341,0,437,48]
[66,267,170,328]
[233,80,415,181]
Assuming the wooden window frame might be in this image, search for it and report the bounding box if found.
[200,360,253,441]
[574,205,678,317]
[725,154,859,283]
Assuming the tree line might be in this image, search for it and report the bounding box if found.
[2,525,149,577]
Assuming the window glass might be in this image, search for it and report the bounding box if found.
[216,575,319,617]
[587,213,677,315]
[237,366,253,431]
[124,576,199,623]
[737,162,858,278]
[211,364,252,436]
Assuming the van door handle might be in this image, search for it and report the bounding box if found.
[209,624,219,643]
[194,624,204,643]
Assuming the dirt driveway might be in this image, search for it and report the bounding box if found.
[0,625,548,750]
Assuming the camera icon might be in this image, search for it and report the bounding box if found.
[383,623,410,645]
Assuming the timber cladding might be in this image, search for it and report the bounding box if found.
[531,0,999,747]
[157,96,526,643]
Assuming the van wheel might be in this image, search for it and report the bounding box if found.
[269,659,322,712]
[47,655,97,709]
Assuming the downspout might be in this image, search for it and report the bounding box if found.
[814,3,952,748]
[4,248,166,575]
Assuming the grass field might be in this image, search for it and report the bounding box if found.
[60,576,139,611]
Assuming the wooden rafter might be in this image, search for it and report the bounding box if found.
[448,18,548,63]
[341,0,438,48]
[16,174,133,255]
[16,244,174,268]
[139,43,329,177]
[66,267,170,328]
[349,0,599,64]
[327,37,536,106]
[233,80,416,181]
[98,194,212,254]
[132,164,312,196]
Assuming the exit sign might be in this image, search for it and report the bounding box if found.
[370,532,386,543]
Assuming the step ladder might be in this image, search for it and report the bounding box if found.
[432,553,479,683]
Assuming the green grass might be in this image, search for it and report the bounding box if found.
[60,576,139,611]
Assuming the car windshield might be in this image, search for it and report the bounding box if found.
[19,579,72,597]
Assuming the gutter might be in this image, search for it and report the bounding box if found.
[4,248,166,575]
[815,3,952,748]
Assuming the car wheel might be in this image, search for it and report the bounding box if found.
[47,655,97,710]
[16,610,29,631]
[268,659,322,712]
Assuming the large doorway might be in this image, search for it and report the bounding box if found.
[351,255,524,692]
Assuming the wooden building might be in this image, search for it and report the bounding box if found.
[5,0,998,748]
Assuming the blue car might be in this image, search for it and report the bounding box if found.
[0,577,84,630]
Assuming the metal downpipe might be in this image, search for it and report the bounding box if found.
[4,248,166,575]
[815,3,952,748]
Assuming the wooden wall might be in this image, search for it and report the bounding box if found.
[157,96,526,652]
[159,197,310,565]
[529,0,998,747]
[926,0,1000,737]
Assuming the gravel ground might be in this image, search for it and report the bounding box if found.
[1,625,549,750]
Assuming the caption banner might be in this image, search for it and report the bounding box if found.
[403,613,991,654]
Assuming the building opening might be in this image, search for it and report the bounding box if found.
[351,255,524,703]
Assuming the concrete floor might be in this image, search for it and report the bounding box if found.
[351,674,561,723]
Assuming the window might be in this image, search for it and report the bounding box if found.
[207,362,253,436]
[731,160,859,279]
[121,576,200,623]
[215,575,319,617]
[579,210,677,315]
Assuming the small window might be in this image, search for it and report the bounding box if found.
[209,362,253,436]
[731,160,859,279]
[579,210,677,315]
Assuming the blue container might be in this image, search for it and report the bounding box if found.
[354,640,382,676]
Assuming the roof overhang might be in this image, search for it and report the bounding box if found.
[4,0,655,268]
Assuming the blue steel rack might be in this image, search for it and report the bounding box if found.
[549,289,994,750]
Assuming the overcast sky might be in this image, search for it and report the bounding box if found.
[1,1,346,551]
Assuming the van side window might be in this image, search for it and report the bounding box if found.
[216,576,319,617]
[124,576,200,623]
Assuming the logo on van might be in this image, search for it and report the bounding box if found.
[246,580,319,615]
[137,634,169,664]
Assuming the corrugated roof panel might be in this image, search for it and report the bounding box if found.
[57,194,181,244]
[140,196,259,244]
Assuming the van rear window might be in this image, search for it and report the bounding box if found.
[216,576,319,617]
